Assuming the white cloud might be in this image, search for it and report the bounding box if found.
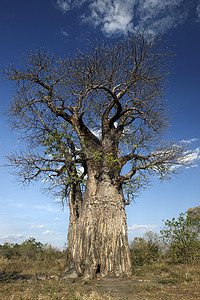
[56,0,198,36]
[31,225,45,229]
[179,147,200,165]
[186,164,198,169]
[181,138,198,144]
[77,166,84,175]
[77,0,189,35]
[53,217,61,221]
[57,0,87,13]
[0,233,24,242]
[197,3,200,21]
[57,0,71,13]
[134,0,188,34]
[42,230,54,235]
[83,0,135,35]
[169,146,200,171]
[91,128,101,138]
[61,28,69,37]
[128,224,157,233]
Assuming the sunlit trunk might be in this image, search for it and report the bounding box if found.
[65,168,131,279]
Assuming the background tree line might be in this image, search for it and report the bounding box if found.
[1,206,199,267]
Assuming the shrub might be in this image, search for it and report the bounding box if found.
[187,206,200,232]
[160,213,200,263]
[0,237,66,267]
[0,242,15,259]
[19,237,44,260]
[130,231,161,266]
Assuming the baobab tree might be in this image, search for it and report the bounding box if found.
[3,34,187,279]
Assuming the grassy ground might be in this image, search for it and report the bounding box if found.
[1,256,200,299]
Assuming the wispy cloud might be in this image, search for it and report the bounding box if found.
[33,204,60,213]
[128,224,157,234]
[181,138,199,144]
[197,2,200,21]
[56,0,87,14]
[0,233,24,242]
[83,0,134,35]
[57,0,71,13]
[42,230,54,235]
[180,139,200,167]
[31,225,45,229]
[56,0,198,36]
[4,199,60,214]
[82,0,188,35]
[179,147,200,166]
[186,164,198,169]
[169,144,200,172]
[61,28,69,37]
[134,0,188,35]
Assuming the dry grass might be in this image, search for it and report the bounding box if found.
[131,262,200,299]
[0,256,65,275]
[0,256,200,299]
[0,278,115,300]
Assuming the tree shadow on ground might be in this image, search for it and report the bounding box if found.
[0,271,30,283]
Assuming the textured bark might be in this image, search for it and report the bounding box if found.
[65,171,132,280]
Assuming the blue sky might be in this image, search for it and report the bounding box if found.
[0,0,200,248]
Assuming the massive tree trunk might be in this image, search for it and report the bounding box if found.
[65,165,132,280]
[63,120,132,279]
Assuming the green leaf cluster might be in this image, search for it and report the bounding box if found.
[43,129,66,156]
[105,153,120,170]
[91,151,102,162]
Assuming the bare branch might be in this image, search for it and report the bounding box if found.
[3,34,188,202]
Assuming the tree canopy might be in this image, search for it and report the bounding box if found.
[3,34,188,203]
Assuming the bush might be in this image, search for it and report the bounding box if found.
[0,237,65,262]
[187,206,200,231]
[41,244,64,261]
[0,242,15,259]
[130,231,161,266]
[160,213,200,263]
[19,237,44,260]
